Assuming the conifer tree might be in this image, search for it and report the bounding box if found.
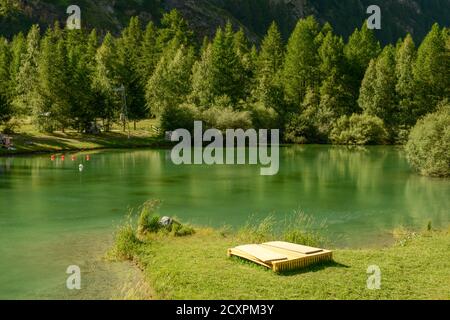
[117,17,146,129]
[359,46,398,127]
[157,9,193,50]
[12,25,41,118]
[345,23,381,110]
[395,34,417,126]
[255,22,284,110]
[37,28,71,131]
[93,33,119,130]
[146,46,195,131]
[0,37,11,126]
[233,27,254,99]
[140,22,159,86]
[282,16,320,108]
[191,22,243,108]
[318,31,353,118]
[413,24,450,115]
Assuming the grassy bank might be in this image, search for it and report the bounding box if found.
[0,120,171,156]
[109,207,450,300]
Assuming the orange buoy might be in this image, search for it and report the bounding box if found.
[51,155,56,161]
[61,155,65,161]
[71,155,76,161]
[86,155,90,161]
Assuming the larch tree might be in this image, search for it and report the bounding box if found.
[12,25,41,119]
[255,22,284,112]
[359,45,398,127]
[281,16,320,108]
[413,24,450,115]
[395,34,417,126]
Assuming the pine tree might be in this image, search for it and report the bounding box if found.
[191,22,243,108]
[233,27,254,99]
[359,45,398,127]
[12,25,41,118]
[395,34,417,126]
[146,46,195,131]
[345,23,381,80]
[318,31,353,118]
[37,28,71,131]
[255,22,284,110]
[9,32,25,91]
[93,33,119,130]
[157,9,193,50]
[190,43,215,107]
[140,22,159,86]
[0,37,11,126]
[358,59,377,116]
[117,17,146,129]
[345,23,381,110]
[281,16,320,108]
[413,23,450,115]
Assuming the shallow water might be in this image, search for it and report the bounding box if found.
[0,145,449,299]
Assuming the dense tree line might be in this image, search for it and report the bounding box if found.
[0,10,449,144]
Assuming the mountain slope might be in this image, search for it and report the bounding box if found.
[1,0,449,43]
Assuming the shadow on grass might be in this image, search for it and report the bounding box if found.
[1,132,171,156]
[229,256,349,276]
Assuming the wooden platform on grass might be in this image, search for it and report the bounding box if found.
[228,241,333,272]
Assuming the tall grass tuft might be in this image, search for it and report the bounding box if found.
[108,213,142,261]
[238,211,327,247]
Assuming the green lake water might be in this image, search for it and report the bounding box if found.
[0,145,449,299]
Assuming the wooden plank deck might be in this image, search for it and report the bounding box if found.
[228,241,333,272]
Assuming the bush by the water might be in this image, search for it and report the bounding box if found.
[110,215,142,260]
[405,104,450,177]
[330,114,388,145]
[137,200,195,238]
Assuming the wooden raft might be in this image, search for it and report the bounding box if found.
[228,241,333,272]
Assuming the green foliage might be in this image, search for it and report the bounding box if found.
[405,104,450,177]
[330,114,388,145]
[395,34,417,126]
[136,200,196,238]
[201,106,253,131]
[1,13,449,148]
[359,45,398,127]
[0,36,11,125]
[146,46,195,132]
[282,16,320,107]
[254,22,284,110]
[413,24,450,116]
[137,200,162,236]
[11,25,41,119]
[111,214,142,261]
[191,22,245,108]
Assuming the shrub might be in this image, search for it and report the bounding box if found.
[330,113,388,145]
[405,105,450,177]
[110,215,142,261]
[159,104,200,133]
[137,200,162,236]
[249,103,280,130]
[284,112,319,144]
[201,106,253,131]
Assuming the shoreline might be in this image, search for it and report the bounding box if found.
[1,131,405,158]
[0,131,174,157]
[110,223,450,300]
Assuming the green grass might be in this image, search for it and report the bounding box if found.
[0,119,171,155]
[111,221,450,300]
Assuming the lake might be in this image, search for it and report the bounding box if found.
[0,145,449,299]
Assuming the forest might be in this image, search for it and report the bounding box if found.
[0,10,449,148]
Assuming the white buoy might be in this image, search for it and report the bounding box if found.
[79,164,84,172]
